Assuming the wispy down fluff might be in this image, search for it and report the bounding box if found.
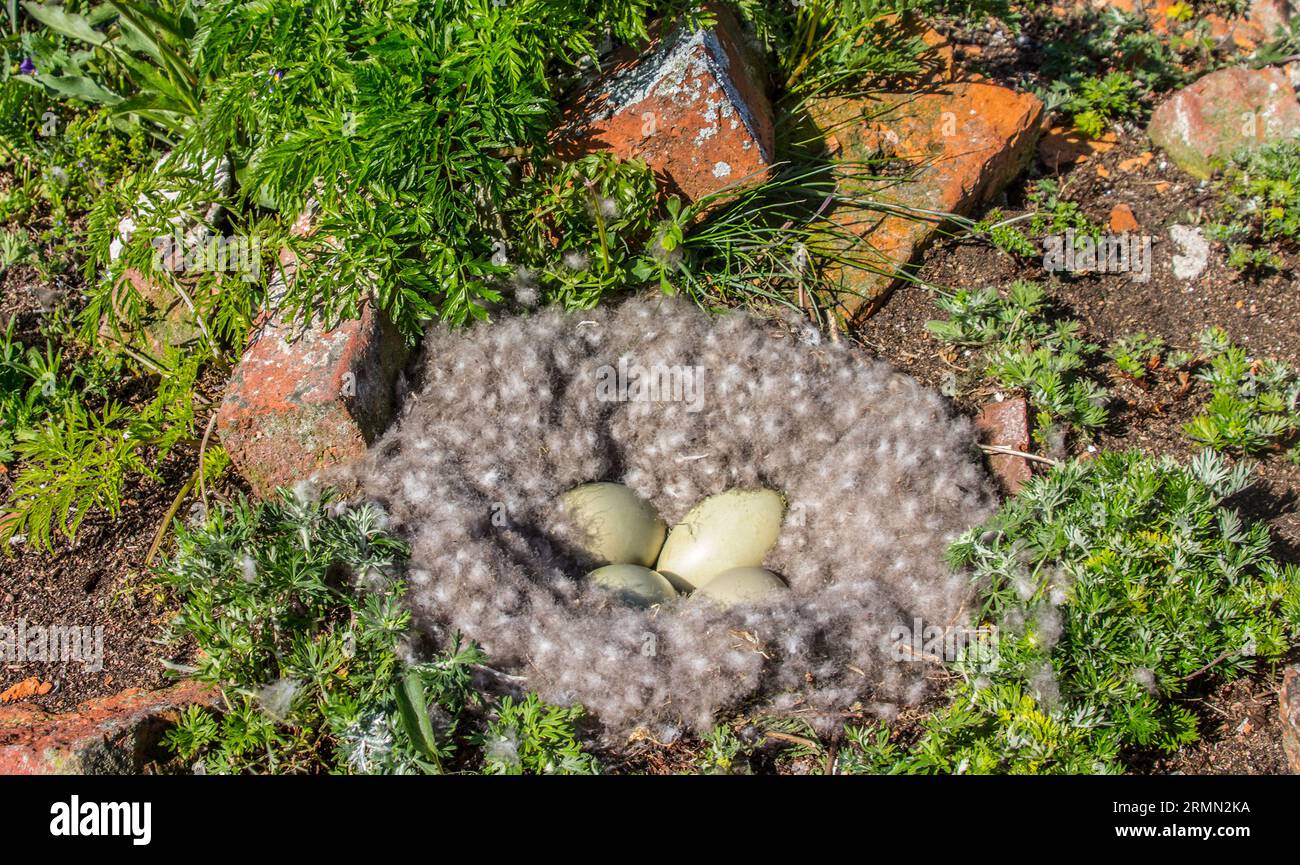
[333,296,995,734]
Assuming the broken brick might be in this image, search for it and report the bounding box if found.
[0,680,216,775]
[553,6,774,204]
[975,397,1034,494]
[216,302,406,499]
[810,81,1044,321]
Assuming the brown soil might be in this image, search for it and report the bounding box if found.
[0,256,207,713]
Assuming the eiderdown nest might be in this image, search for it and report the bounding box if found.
[338,296,996,734]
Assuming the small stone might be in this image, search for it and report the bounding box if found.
[1109,203,1140,233]
[1204,12,1234,41]
[1117,151,1154,172]
[1169,224,1210,281]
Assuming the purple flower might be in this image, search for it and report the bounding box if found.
[19,57,35,76]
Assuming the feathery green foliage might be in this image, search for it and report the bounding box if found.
[1,343,200,552]
[927,280,1110,443]
[161,489,599,774]
[1184,326,1300,456]
[837,451,1300,774]
[1061,71,1142,139]
[477,694,600,775]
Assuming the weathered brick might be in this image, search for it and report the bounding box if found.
[0,681,216,775]
[216,302,406,499]
[810,81,1043,321]
[1148,66,1300,179]
[975,397,1033,494]
[553,6,774,203]
[217,208,407,498]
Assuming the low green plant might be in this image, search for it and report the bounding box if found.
[969,208,1038,258]
[0,319,71,463]
[1208,140,1300,272]
[477,694,600,775]
[1066,71,1143,138]
[0,344,200,552]
[964,182,1101,258]
[161,489,600,775]
[0,77,153,230]
[665,162,869,319]
[836,451,1300,774]
[694,724,750,774]
[1184,326,1300,456]
[690,716,824,774]
[41,110,152,228]
[927,280,1110,442]
[1027,179,1101,240]
[0,227,32,271]
[1106,332,1166,381]
[183,0,662,337]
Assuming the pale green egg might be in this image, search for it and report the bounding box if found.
[695,566,788,606]
[561,482,667,567]
[586,564,678,608]
[655,488,784,590]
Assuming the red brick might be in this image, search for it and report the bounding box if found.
[553,7,774,203]
[810,82,1043,321]
[0,681,216,775]
[217,208,407,498]
[216,302,406,499]
[975,398,1033,494]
